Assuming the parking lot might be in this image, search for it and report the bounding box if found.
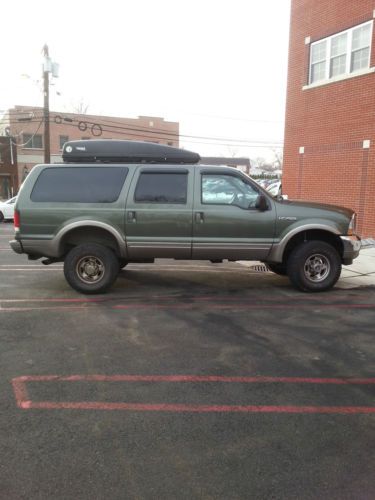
[1,222,374,499]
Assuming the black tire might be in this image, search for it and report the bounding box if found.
[119,258,128,269]
[267,263,287,276]
[287,240,342,292]
[64,243,120,294]
[0,212,4,222]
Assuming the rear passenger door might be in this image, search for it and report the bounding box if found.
[125,167,194,258]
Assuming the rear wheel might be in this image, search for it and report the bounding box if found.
[64,243,120,294]
[287,240,341,292]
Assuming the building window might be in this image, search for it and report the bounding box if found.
[59,135,69,150]
[23,134,43,149]
[309,21,373,84]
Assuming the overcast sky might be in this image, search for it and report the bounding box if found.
[1,0,291,160]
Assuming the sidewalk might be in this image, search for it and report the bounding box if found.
[338,244,375,289]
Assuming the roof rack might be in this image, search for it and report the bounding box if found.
[62,140,200,164]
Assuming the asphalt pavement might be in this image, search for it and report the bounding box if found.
[0,222,374,500]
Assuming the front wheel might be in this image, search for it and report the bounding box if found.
[287,241,342,292]
[64,243,120,294]
[267,263,287,276]
[0,212,4,222]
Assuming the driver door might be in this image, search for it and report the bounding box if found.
[192,169,276,260]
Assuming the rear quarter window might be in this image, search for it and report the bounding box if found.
[30,167,128,203]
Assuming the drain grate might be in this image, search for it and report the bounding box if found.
[249,264,270,273]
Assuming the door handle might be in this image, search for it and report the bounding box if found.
[195,211,204,223]
[127,211,136,223]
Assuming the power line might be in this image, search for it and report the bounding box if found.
[56,120,283,148]
[10,119,44,147]
[4,118,283,149]
[1,108,283,144]
[61,115,283,144]
[1,111,283,149]
[56,116,284,146]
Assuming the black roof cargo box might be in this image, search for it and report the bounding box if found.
[62,140,200,164]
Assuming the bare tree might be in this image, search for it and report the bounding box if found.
[255,156,277,174]
[272,148,283,170]
[226,146,240,158]
[70,98,90,115]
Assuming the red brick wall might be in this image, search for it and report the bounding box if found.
[283,0,375,237]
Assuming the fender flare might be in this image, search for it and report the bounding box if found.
[55,220,126,257]
[269,224,341,263]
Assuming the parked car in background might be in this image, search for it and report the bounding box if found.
[0,196,17,222]
[257,178,276,189]
[266,181,282,197]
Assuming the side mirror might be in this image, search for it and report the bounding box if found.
[276,194,288,202]
[255,194,268,211]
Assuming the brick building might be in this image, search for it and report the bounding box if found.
[283,0,375,237]
[0,137,18,199]
[0,106,179,190]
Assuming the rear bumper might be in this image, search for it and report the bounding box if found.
[9,238,55,258]
[340,235,361,264]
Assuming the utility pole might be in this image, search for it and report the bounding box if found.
[42,45,59,164]
[42,44,50,163]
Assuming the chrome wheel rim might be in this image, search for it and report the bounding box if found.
[76,256,105,284]
[304,254,330,282]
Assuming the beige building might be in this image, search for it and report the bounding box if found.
[0,106,180,189]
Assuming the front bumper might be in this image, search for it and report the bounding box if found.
[340,235,361,264]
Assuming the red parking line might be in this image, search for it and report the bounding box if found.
[1,301,375,313]
[18,402,375,414]
[0,293,366,303]
[12,375,375,414]
[13,375,375,384]
[112,303,375,310]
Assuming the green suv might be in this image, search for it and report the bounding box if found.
[10,140,361,294]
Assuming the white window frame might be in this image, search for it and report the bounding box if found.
[308,20,373,86]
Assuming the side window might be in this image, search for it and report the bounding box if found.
[134,172,188,204]
[31,167,128,203]
[202,174,259,209]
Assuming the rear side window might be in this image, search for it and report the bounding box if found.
[31,167,128,203]
[134,172,188,204]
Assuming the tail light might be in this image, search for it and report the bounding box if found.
[14,210,20,232]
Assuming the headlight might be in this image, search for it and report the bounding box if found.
[348,213,357,235]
